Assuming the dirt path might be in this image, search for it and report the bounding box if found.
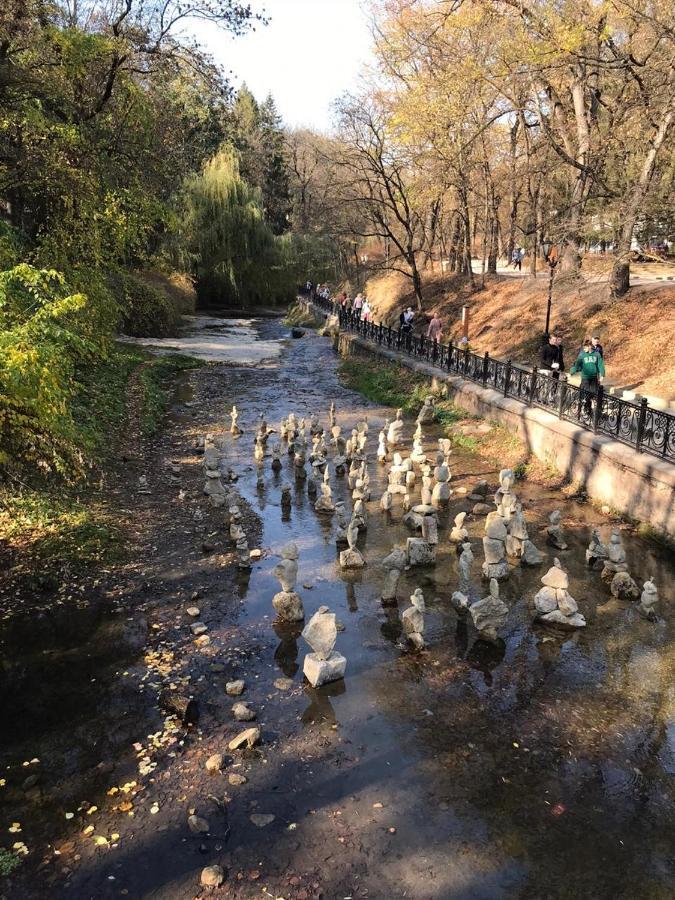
[1,320,673,900]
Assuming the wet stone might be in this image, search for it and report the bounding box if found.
[225,680,245,696]
[188,814,210,834]
[232,702,256,722]
[228,773,247,786]
[274,677,294,691]
[228,727,261,750]
[190,622,208,636]
[205,753,223,774]
[201,865,225,887]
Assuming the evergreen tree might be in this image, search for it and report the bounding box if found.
[259,94,291,235]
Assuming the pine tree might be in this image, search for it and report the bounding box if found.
[259,94,291,235]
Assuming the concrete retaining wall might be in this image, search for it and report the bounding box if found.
[335,330,675,537]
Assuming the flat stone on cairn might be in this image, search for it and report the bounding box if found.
[314,468,335,513]
[534,559,586,629]
[334,502,348,544]
[272,542,305,622]
[302,606,346,687]
[458,541,474,591]
[230,405,242,435]
[377,429,387,464]
[406,536,436,567]
[469,578,508,643]
[401,588,426,649]
[380,489,393,511]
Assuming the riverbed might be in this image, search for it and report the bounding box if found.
[1,315,673,899]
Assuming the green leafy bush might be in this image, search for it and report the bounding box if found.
[114,270,180,337]
[0,264,104,476]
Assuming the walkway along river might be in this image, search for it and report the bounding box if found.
[1,316,673,899]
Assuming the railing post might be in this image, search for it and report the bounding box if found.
[593,384,604,433]
[528,367,538,406]
[482,352,489,386]
[504,360,512,397]
[558,379,567,418]
[432,339,438,364]
[463,346,470,375]
[635,396,648,453]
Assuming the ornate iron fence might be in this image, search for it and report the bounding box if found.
[306,295,675,465]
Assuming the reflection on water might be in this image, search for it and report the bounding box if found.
[208,316,674,898]
[120,314,286,364]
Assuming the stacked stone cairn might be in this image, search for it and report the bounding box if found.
[546,509,567,550]
[230,405,242,436]
[494,469,542,566]
[410,422,426,463]
[431,462,452,508]
[387,409,404,447]
[417,397,436,425]
[449,512,469,545]
[272,543,304,622]
[534,559,585,628]
[401,588,426,649]
[469,578,509,642]
[481,513,509,581]
[377,429,387,464]
[314,468,335,513]
[381,547,407,604]
[638,579,659,621]
[302,606,346,687]
[602,529,639,600]
[271,444,282,472]
[585,528,608,567]
[334,502,348,544]
[340,518,365,568]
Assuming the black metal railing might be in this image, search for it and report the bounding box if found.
[306,295,675,465]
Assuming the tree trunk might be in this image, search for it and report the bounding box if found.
[610,104,674,298]
[410,259,424,310]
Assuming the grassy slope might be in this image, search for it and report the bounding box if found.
[0,344,203,572]
[362,268,675,399]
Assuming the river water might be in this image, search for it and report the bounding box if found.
[175,316,674,898]
[2,314,673,899]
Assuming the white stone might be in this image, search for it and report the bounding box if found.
[228,727,261,750]
[272,590,305,622]
[534,586,558,614]
[541,563,569,590]
[556,590,578,616]
[340,547,366,568]
[540,610,586,629]
[483,536,505,565]
[302,606,337,659]
[232,702,256,722]
[225,680,245,696]
[303,651,347,687]
[521,540,543,566]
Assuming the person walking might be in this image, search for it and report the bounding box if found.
[353,293,364,318]
[511,248,520,270]
[570,338,605,418]
[540,334,564,379]
[427,312,443,343]
[362,299,372,322]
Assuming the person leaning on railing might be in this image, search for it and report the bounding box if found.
[570,338,605,416]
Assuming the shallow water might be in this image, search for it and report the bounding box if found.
[119,315,285,364]
[2,315,673,899]
[201,318,674,898]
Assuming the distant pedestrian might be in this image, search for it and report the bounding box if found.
[353,293,364,317]
[427,312,443,343]
[362,299,372,322]
[399,306,414,332]
[570,338,605,417]
[591,335,604,359]
[540,334,565,379]
[511,248,520,269]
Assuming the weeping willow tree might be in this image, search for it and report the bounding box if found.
[183,147,345,307]
[183,148,285,307]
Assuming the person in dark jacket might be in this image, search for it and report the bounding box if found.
[540,335,564,378]
[570,338,606,417]
[591,335,604,359]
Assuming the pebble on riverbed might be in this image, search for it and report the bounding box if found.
[225,680,245,696]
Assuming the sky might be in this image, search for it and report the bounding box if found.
[193,0,375,132]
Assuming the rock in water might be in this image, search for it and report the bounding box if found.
[225,680,245,696]
[469,578,508,643]
[232,702,256,722]
[188,814,210,834]
[610,571,640,601]
[201,865,225,887]
[205,753,223,774]
[228,727,261,750]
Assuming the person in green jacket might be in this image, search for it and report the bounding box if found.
[570,338,606,416]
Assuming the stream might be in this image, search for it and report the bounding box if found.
[1,314,673,899]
